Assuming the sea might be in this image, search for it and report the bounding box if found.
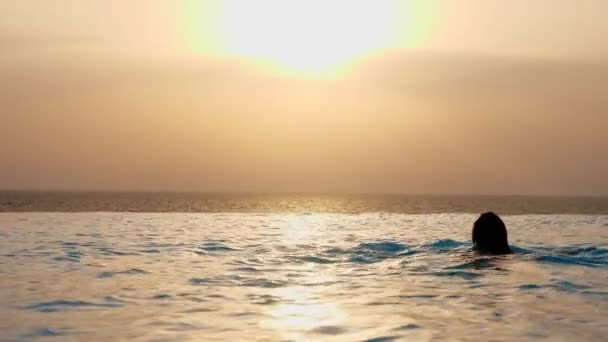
[1,192,608,341]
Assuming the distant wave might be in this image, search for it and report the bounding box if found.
[533,246,608,268]
[2,192,608,214]
[282,240,608,269]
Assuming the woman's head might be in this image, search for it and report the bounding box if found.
[472,212,512,254]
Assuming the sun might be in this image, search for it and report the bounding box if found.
[182,1,434,77]
[215,0,401,76]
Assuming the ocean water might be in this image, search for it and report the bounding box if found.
[1,195,608,341]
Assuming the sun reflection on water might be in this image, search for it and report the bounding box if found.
[261,285,346,341]
[262,214,347,340]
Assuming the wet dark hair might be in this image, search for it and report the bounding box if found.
[472,212,512,255]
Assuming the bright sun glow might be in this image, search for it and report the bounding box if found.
[216,0,401,76]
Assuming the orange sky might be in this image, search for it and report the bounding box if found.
[1,1,608,195]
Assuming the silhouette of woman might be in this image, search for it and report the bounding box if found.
[472,212,512,255]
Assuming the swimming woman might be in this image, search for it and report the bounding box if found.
[472,212,512,255]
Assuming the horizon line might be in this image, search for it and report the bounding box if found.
[1,189,607,199]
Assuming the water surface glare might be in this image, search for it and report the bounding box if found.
[1,213,608,341]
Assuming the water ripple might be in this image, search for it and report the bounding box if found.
[97,268,149,278]
[24,300,123,313]
[349,241,413,263]
[429,271,482,280]
[196,242,240,254]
